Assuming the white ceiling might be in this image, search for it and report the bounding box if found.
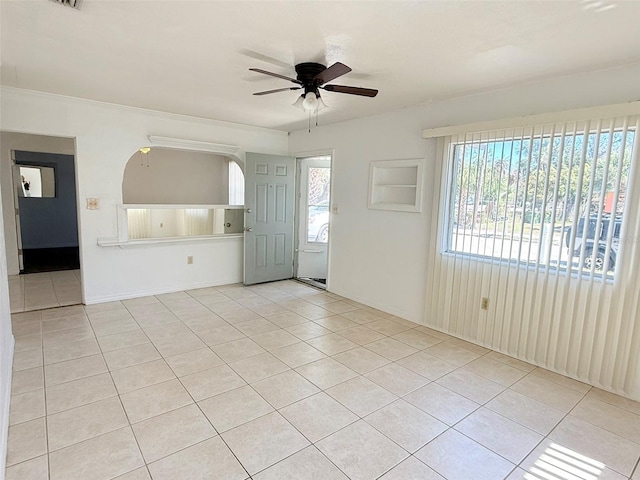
[2,1,640,132]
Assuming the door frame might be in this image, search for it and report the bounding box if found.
[293,150,334,290]
[12,149,83,277]
[0,132,80,269]
[10,153,25,272]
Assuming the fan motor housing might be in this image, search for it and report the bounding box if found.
[295,63,326,86]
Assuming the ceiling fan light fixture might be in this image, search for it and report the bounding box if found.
[316,95,328,111]
[251,61,377,118]
[302,92,319,112]
[294,92,327,113]
[292,94,306,111]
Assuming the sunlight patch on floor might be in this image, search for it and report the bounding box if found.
[525,443,605,480]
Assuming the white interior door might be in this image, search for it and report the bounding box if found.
[296,156,331,281]
[244,152,295,285]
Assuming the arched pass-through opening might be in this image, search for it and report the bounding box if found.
[114,138,246,243]
[122,147,239,205]
[147,135,246,171]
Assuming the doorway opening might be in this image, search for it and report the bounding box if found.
[295,155,331,289]
[1,132,82,312]
[14,151,80,274]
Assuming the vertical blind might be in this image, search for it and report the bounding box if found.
[184,209,214,236]
[426,113,640,399]
[127,209,152,239]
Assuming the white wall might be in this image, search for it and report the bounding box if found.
[0,87,288,303]
[0,132,75,275]
[122,149,230,205]
[0,157,14,480]
[289,62,640,399]
[0,4,14,469]
[291,113,434,322]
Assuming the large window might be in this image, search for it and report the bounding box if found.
[446,119,636,279]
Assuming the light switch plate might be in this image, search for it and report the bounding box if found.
[86,198,99,210]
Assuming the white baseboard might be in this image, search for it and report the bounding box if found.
[84,277,243,305]
[327,286,418,324]
[0,335,15,480]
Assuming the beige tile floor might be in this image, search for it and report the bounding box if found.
[6,280,640,480]
[9,270,82,313]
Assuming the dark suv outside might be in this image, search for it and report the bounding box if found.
[565,216,621,272]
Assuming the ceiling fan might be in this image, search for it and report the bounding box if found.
[250,62,378,113]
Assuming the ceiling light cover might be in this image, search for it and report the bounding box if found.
[293,92,327,113]
[302,92,318,111]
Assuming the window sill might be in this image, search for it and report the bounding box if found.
[440,250,615,284]
[97,234,243,248]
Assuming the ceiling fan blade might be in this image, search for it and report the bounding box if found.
[253,87,301,96]
[313,62,352,84]
[322,84,378,97]
[249,68,301,85]
[240,49,291,69]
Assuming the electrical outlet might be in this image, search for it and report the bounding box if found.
[481,297,489,310]
[187,256,193,265]
[331,204,339,214]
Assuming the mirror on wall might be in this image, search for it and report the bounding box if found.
[16,165,56,198]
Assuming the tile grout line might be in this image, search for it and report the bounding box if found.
[157,286,621,478]
[168,342,252,479]
[630,455,640,479]
[80,302,149,480]
[236,290,479,479]
[8,280,640,480]
[42,321,51,480]
[151,288,275,478]
[385,347,591,477]
[17,285,398,476]
[511,376,592,475]
[165,285,385,479]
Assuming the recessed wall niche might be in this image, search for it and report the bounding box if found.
[368,158,424,212]
[122,147,241,205]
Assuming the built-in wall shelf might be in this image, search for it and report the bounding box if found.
[368,159,424,212]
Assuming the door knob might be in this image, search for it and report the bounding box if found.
[246,208,252,213]
[245,227,253,232]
